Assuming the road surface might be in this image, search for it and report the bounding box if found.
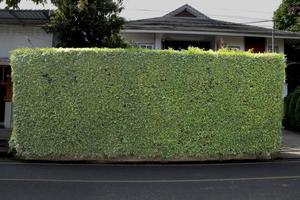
[1,159,300,200]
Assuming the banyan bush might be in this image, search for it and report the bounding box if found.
[9,48,286,161]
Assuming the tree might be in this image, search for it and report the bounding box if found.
[2,0,127,48]
[273,0,300,32]
[0,0,47,9]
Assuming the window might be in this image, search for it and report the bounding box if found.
[139,44,154,49]
[227,46,241,50]
[268,46,279,53]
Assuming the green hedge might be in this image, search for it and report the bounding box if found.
[295,96,300,131]
[287,88,300,129]
[10,48,286,161]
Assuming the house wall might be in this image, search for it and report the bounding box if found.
[0,24,53,128]
[266,38,285,53]
[122,33,156,48]
[221,36,245,50]
[123,32,287,53]
[0,24,53,58]
[123,32,216,50]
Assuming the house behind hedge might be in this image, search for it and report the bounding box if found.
[1,5,300,129]
[0,9,53,129]
[122,4,300,53]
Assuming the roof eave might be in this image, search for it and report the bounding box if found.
[122,29,300,40]
[0,57,9,65]
[0,20,48,25]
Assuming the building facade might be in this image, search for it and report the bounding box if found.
[1,6,300,129]
[0,10,53,128]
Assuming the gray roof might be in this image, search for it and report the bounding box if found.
[125,4,300,39]
[164,4,210,20]
[0,9,50,25]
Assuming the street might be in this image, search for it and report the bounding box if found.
[1,160,300,200]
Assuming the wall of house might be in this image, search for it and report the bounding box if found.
[0,24,53,58]
[266,38,285,53]
[122,33,156,48]
[215,36,245,50]
[0,24,53,128]
[123,32,217,50]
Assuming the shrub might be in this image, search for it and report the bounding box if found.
[287,88,300,129]
[10,48,286,161]
[295,96,300,131]
[283,94,292,129]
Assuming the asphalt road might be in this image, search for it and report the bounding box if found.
[1,160,300,200]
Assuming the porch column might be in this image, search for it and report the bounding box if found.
[155,33,162,49]
[4,79,12,129]
[4,102,12,128]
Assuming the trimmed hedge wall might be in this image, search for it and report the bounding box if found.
[10,48,286,161]
[284,87,300,131]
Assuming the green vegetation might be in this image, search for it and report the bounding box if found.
[287,89,300,128]
[295,97,300,131]
[46,0,126,48]
[3,0,126,48]
[10,48,286,161]
[284,87,300,131]
[273,0,300,32]
[283,95,292,128]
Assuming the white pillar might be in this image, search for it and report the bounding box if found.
[4,102,12,129]
[155,33,162,49]
[284,83,288,97]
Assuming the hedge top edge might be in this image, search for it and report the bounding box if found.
[10,47,285,59]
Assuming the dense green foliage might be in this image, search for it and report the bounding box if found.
[283,95,292,128]
[10,48,285,161]
[2,0,126,48]
[287,88,300,128]
[46,0,126,48]
[274,0,300,32]
[295,97,300,131]
[284,87,300,131]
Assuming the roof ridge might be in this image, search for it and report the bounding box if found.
[163,4,210,20]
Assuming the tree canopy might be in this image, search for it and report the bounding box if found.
[1,0,46,8]
[2,0,127,48]
[274,0,300,32]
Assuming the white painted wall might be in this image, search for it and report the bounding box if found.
[122,33,155,47]
[215,36,245,50]
[0,24,53,58]
[4,102,12,128]
[222,36,245,50]
[266,38,285,53]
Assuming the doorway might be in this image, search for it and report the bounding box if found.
[0,65,12,128]
[245,37,266,53]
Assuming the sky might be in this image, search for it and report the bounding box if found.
[0,0,283,28]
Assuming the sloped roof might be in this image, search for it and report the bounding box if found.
[125,4,300,39]
[164,4,210,20]
[0,9,50,25]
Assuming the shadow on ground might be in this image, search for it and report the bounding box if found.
[281,129,300,159]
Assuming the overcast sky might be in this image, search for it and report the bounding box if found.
[0,0,283,27]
